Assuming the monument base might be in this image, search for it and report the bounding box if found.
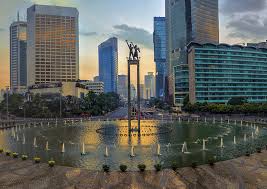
[127,58,141,135]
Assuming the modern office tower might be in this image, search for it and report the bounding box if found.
[10,14,27,90]
[98,37,118,93]
[165,0,219,106]
[144,72,155,99]
[27,5,79,86]
[130,84,136,100]
[188,42,267,104]
[118,75,128,99]
[140,84,145,100]
[153,17,167,99]
[93,76,99,82]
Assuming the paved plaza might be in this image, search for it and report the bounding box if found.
[1,151,267,188]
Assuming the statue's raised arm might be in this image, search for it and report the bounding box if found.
[126,40,130,48]
[126,40,134,60]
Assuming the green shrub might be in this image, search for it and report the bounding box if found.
[12,152,18,158]
[34,157,41,163]
[191,162,197,169]
[102,164,110,172]
[245,151,250,156]
[5,151,11,156]
[154,164,162,172]
[48,159,55,167]
[138,164,146,172]
[21,155,28,161]
[0,149,4,153]
[119,164,127,172]
[208,158,215,166]
[171,162,178,171]
[256,147,262,153]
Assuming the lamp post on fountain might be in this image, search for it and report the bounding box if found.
[5,86,9,121]
[23,91,31,121]
[59,88,63,119]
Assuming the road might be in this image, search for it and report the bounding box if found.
[104,105,173,121]
[105,106,128,119]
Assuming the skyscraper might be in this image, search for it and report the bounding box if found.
[140,84,145,100]
[165,0,219,106]
[153,17,167,99]
[144,72,155,99]
[27,5,79,86]
[118,75,128,99]
[130,84,136,100]
[98,37,118,93]
[10,14,27,90]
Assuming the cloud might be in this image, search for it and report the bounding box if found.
[80,31,97,37]
[113,24,153,49]
[221,0,267,15]
[226,14,267,41]
[0,28,5,32]
[227,32,248,40]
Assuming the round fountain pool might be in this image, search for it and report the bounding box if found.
[0,119,267,170]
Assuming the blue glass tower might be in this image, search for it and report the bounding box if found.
[153,17,167,98]
[10,15,27,90]
[98,37,118,93]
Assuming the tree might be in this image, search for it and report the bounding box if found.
[183,94,190,107]
[228,97,247,106]
[0,91,121,118]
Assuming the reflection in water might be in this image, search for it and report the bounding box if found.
[0,120,266,170]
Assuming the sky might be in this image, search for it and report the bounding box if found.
[0,0,267,89]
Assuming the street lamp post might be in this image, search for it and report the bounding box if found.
[23,103,26,121]
[6,87,9,121]
[60,89,62,119]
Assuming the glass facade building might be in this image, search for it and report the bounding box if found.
[27,5,79,86]
[98,37,118,93]
[188,42,267,104]
[165,0,219,106]
[153,17,167,98]
[190,0,219,44]
[10,20,27,90]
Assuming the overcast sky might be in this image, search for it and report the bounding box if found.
[0,0,267,89]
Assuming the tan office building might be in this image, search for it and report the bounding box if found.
[27,5,79,86]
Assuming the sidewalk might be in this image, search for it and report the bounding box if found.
[0,151,267,188]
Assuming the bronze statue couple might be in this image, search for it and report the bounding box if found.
[126,40,140,60]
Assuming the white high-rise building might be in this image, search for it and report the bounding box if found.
[118,75,128,99]
[27,5,79,86]
[144,72,155,99]
[10,13,27,90]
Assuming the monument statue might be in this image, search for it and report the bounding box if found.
[126,40,141,134]
[126,40,134,60]
[126,40,140,60]
[133,45,140,60]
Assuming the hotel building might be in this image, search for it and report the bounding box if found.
[27,5,79,86]
[188,42,267,104]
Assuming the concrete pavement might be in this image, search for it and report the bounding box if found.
[1,151,267,188]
